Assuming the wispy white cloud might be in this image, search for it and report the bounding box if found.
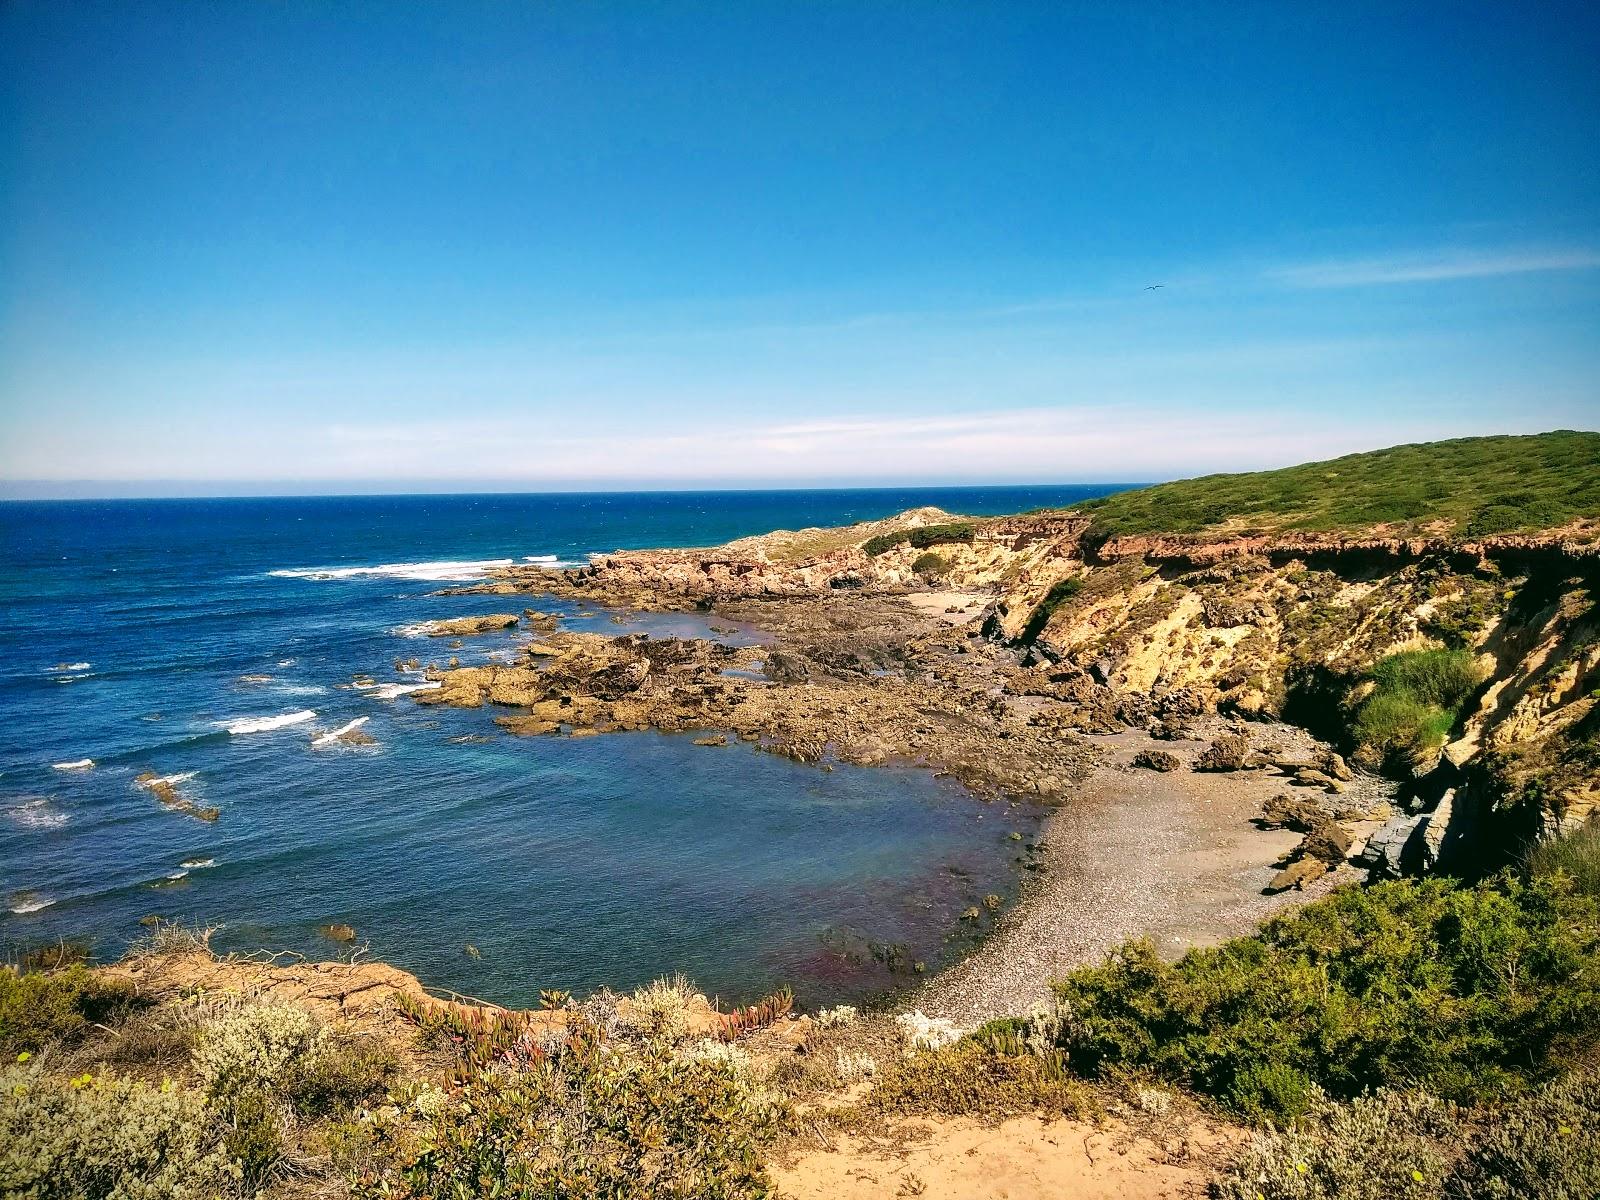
[1270,247,1600,289]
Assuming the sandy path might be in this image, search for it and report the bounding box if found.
[915,721,1384,1025]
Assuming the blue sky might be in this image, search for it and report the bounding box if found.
[1,2,1597,496]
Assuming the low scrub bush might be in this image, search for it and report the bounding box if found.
[910,550,949,576]
[1213,1087,1457,1200]
[866,1038,1090,1119]
[0,1062,237,1199]
[0,966,143,1054]
[288,1031,398,1118]
[362,1015,779,1200]
[192,1001,325,1105]
[629,973,696,1042]
[1049,875,1600,1121]
[1451,1061,1600,1199]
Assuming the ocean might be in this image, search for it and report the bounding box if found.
[0,485,1121,1006]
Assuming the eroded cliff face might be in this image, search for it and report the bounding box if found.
[998,537,1597,873]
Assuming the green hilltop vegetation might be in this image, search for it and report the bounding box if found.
[1073,430,1600,538]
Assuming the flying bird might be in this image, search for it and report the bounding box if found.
[1144,284,1165,290]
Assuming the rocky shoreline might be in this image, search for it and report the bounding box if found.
[375,504,1509,1018]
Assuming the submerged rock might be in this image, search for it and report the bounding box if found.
[319,923,357,943]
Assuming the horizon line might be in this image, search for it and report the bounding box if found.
[0,478,1151,504]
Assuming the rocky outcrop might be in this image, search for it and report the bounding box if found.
[416,614,521,637]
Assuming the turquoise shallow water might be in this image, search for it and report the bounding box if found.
[0,486,1121,1006]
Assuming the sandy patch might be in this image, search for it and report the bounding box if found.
[774,1113,1230,1199]
[903,591,990,624]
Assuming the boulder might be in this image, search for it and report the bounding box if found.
[1194,733,1251,772]
[1299,823,1354,863]
[1259,792,1330,833]
[1265,857,1329,893]
[1131,749,1182,772]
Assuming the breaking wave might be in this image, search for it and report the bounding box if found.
[312,717,370,746]
[223,710,316,735]
[269,558,514,582]
[8,893,55,914]
[354,681,441,700]
[138,772,197,788]
[52,758,94,771]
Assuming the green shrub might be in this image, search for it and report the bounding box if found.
[1369,648,1481,709]
[364,1016,779,1200]
[1049,875,1600,1121]
[1452,1061,1600,1199]
[863,522,976,556]
[0,966,143,1054]
[1527,820,1600,896]
[1353,648,1482,762]
[1021,577,1083,642]
[910,551,949,576]
[0,1062,237,1199]
[1213,1087,1457,1200]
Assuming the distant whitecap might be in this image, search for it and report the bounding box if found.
[52,758,94,771]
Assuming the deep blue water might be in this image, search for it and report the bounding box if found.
[0,486,1122,1006]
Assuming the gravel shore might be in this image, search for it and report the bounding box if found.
[914,719,1394,1025]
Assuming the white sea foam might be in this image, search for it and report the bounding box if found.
[8,799,68,829]
[7,895,55,914]
[273,683,329,696]
[54,674,93,683]
[137,772,197,788]
[180,858,216,869]
[45,662,91,672]
[164,870,189,881]
[354,681,441,700]
[223,710,316,735]
[269,558,514,582]
[52,758,94,771]
[312,717,370,746]
[277,659,297,667]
